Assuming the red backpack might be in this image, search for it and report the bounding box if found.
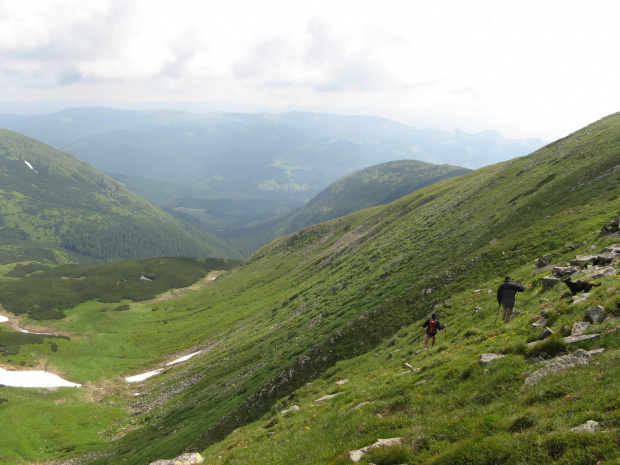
[428,319,437,333]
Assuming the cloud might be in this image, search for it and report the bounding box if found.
[0,0,137,88]
[232,18,402,93]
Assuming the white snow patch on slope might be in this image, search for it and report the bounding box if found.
[24,160,38,173]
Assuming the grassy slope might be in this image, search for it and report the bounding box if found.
[243,159,472,247]
[0,129,240,263]
[0,113,618,464]
[86,112,620,464]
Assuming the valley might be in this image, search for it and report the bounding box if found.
[0,111,618,464]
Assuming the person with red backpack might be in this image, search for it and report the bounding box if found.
[422,313,446,348]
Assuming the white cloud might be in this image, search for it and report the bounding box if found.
[0,0,618,140]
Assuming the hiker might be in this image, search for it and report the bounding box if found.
[422,313,446,348]
[496,276,525,323]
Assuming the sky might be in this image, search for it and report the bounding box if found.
[0,0,618,141]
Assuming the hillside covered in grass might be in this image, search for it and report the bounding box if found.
[235,159,471,250]
[0,113,618,465]
[0,129,240,263]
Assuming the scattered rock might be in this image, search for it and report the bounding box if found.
[585,305,606,323]
[571,321,591,336]
[280,405,300,415]
[570,256,597,267]
[587,348,606,356]
[150,453,204,465]
[535,255,552,268]
[335,379,349,385]
[479,354,505,365]
[541,275,562,291]
[315,393,341,402]
[538,327,554,340]
[586,267,616,279]
[403,363,413,370]
[563,334,601,344]
[348,437,402,463]
[510,309,522,320]
[572,293,591,304]
[524,349,590,385]
[571,420,600,433]
[553,266,579,277]
[532,317,548,327]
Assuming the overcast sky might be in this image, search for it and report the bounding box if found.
[0,0,618,140]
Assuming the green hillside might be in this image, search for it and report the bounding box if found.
[0,129,241,263]
[0,113,618,465]
[273,159,471,236]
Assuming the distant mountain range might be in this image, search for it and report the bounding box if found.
[0,108,545,253]
[0,129,240,264]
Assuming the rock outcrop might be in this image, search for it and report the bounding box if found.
[349,437,402,463]
[524,349,590,385]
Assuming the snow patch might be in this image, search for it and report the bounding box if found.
[125,369,164,383]
[166,351,202,366]
[24,160,38,173]
[0,367,81,388]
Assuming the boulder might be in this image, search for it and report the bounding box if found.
[552,266,579,276]
[524,349,590,385]
[538,327,554,340]
[150,453,204,465]
[532,317,548,327]
[349,438,402,463]
[571,420,600,433]
[585,305,606,323]
[535,255,552,268]
[479,353,505,365]
[602,244,620,254]
[570,256,596,267]
[572,293,591,304]
[563,334,601,344]
[541,275,562,291]
[315,393,341,402]
[280,405,300,415]
[590,252,617,265]
[587,267,616,279]
[571,321,591,336]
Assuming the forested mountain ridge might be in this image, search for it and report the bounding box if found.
[0,129,241,263]
[0,113,617,465]
[0,107,545,249]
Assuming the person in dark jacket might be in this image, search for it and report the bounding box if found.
[422,313,446,348]
[497,276,525,323]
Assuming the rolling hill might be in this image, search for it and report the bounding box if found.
[0,112,617,465]
[0,129,241,264]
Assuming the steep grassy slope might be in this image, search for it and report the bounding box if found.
[0,113,617,464]
[0,129,241,263]
[72,112,619,464]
